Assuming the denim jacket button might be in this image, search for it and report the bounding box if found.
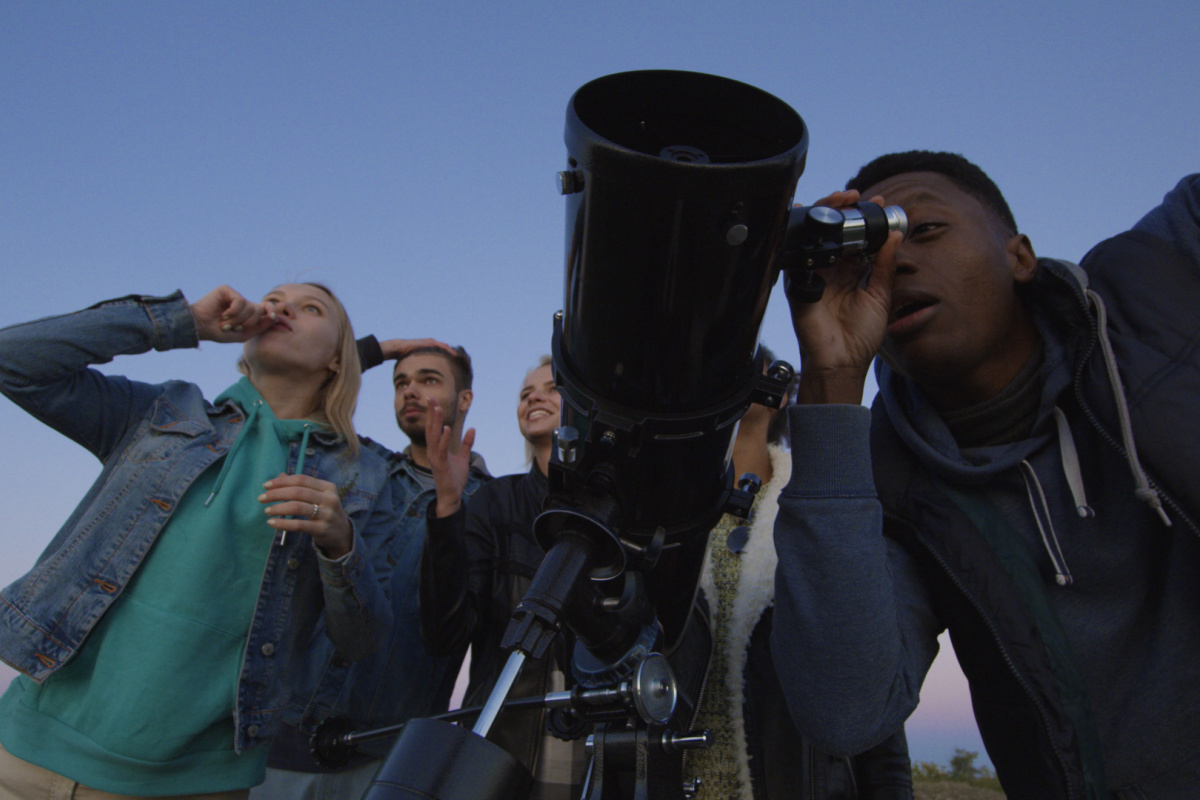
[247,724,260,738]
[305,447,316,456]
[287,557,300,570]
[261,642,276,656]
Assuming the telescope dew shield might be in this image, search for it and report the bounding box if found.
[561,69,808,412]
[553,70,808,539]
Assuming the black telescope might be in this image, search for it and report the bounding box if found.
[533,69,809,656]
[359,70,902,800]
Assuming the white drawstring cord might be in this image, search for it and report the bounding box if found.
[1053,407,1094,519]
[1020,459,1074,587]
[1087,289,1172,527]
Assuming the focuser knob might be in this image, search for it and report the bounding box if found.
[737,472,762,495]
[555,426,580,465]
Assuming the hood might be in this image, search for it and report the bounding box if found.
[876,258,1087,485]
[207,377,319,505]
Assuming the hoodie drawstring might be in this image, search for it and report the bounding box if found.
[1053,407,1094,519]
[1086,289,1173,527]
[1020,459,1074,586]
[1016,285,1173,588]
[294,423,313,476]
[279,423,314,547]
[1020,407,1092,587]
[206,400,264,506]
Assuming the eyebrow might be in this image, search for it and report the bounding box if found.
[900,191,949,209]
[265,291,331,309]
[394,366,446,383]
[520,380,556,396]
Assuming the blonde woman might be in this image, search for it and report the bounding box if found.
[0,285,396,798]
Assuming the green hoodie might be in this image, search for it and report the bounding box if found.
[0,378,320,793]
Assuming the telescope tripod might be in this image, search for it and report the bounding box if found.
[315,648,712,800]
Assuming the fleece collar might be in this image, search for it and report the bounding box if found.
[697,444,791,800]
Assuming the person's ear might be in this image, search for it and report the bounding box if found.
[1009,233,1037,285]
[458,389,474,414]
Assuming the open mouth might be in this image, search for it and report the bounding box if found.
[889,298,935,324]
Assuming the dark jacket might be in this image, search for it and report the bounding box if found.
[869,181,1200,799]
[742,607,912,800]
[421,466,573,776]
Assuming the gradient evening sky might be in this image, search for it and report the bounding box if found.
[2,1,1197,770]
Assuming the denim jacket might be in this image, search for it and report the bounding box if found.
[0,292,396,754]
[276,442,490,761]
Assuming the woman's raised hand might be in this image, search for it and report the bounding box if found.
[190,285,278,343]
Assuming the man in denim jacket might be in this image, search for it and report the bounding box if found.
[256,339,490,799]
[0,288,396,795]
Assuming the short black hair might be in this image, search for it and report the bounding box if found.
[845,151,1018,235]
[397,345,474,392]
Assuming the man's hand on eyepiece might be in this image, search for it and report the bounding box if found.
[786,190,902,405]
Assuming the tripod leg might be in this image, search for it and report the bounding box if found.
[473,650,527,737]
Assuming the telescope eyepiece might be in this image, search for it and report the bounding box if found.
[792,201,907,256]
[784,201,908,302]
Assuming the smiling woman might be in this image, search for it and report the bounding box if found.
[0,285,397,798]
[517,355,559,470]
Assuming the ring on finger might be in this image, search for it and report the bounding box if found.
[309,503,321,520]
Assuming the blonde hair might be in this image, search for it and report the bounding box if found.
[239,282,362,457]
[523,354,553,466]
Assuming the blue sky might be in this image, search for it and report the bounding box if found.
[1,1,1197,770]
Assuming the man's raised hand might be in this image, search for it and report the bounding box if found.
[426,398,475,519]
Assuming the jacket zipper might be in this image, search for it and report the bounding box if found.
[687,599,716,733]
[808,746,817,800]
[891,513,1081,799]
[680,599,716,780]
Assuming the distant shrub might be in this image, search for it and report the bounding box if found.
[912,749,1003,791]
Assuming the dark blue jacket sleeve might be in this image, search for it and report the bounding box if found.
[771,403,941,755]
[1132,174,1200,274]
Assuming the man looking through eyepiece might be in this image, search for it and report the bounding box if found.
[771,153,1200,798]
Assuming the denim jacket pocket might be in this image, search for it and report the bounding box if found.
[340,489,375,519]
[122,396,212,464]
